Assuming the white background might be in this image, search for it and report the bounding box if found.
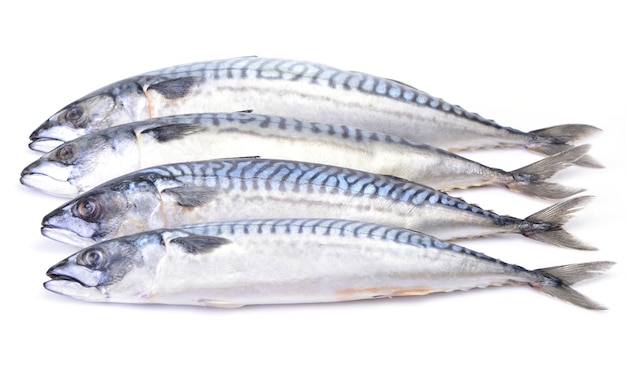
[2,1,624,380]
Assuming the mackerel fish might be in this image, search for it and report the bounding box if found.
[44,218,613,309]
[21,112,588,199]
[41,157,595,250]
[29,56,600,167]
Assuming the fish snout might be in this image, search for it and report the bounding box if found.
[46,258,70,278]
[29,116,86,152]
[29,119,53,141]
[41,206,100,247]
[29,120,65,152]
[44,257,109,301]
[46,258,103,288]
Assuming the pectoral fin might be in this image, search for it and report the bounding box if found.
[141,123,206,142]
[162,186,217,207]
[170,235,232,255]
[148,77,199,99]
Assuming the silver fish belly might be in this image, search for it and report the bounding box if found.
[40,158,595,250]
[20,112,587,199]
[29,56,600,162]
[43,218,613,309]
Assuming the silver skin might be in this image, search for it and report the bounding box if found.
[21,112,589,199]
[43,218,613,309]
[40,158,595,250]
[29,57,601,162]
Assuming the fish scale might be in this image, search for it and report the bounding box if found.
[40,157,594,250]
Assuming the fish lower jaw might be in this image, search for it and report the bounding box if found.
[29,138,65,153]
[43,279,107,302]
[41,226,96,247]
[20,174,78,198]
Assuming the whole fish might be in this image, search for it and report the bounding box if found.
[43,218,613,309]
[41,157,595,250]
[29,56,600,167]
[21,112,587,199]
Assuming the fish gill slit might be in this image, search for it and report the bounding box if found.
[159,201,168,228]
[142,86,155,118]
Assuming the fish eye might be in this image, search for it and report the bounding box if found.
[65,106,85,126]
[55,144,75,163]
[78,249,106,269]
[73,196,102,221]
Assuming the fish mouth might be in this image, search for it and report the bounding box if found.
[44,266,107,301]
[20,158,80,198]
[20,172,78,198]
[29,138,65,152]
[46,260,87,285]
[41,225,97,247]
[46,258,102,288]
[46,272,88,287]
[43,278,104,301]
[44,272,90,295]
[30,118,82,152]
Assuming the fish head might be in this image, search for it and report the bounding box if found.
[20,127,140,197]
[44,234,166,303]
[41,177,165,246]
[29,81,148,152]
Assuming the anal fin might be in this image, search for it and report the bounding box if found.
[197,299,245,308]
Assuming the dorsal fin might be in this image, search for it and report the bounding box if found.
[348,71,422,91]
[383,76,421,91]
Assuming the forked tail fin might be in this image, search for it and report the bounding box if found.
[528,124,603,168]
[532,261,615,310]
[504,145,590,199]
[522,196,596,250]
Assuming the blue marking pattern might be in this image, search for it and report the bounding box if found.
[170,218,523,271]
[122,157,512,226]
[138,57,502,128]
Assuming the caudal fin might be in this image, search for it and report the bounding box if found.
[532,261,614,310]
[522,196,596,250]
[528,124,603,168]
[503,145,589,199]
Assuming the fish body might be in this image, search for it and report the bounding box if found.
[41,158,594,250]
[30,57,600,161]
[44,218,612,309]
[21,112,587,199]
